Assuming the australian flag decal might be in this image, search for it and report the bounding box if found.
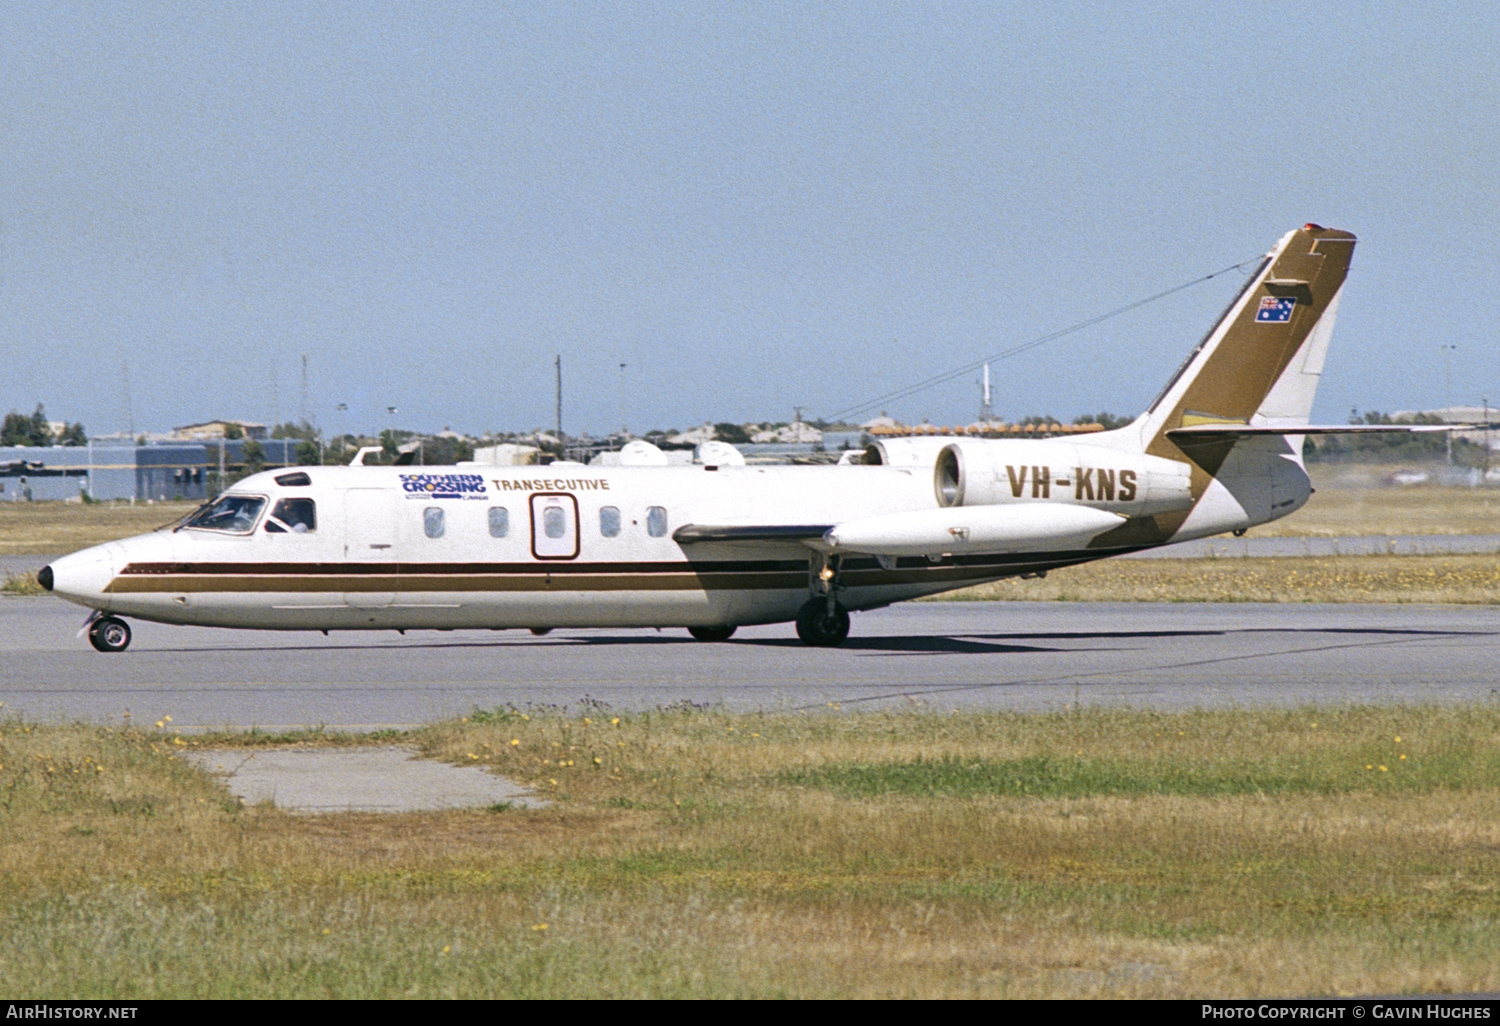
[1256,296,1296,323]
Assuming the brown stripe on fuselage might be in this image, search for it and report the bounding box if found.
[103,550,1142,595]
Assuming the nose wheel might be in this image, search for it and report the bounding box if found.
[87,616,132,653]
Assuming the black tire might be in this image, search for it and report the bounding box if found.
[687,625,737,642]
[88,616,132,653]
[529,627,553,636]
[795,598,851,647]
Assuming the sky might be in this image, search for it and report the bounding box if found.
[2,1,1497,438]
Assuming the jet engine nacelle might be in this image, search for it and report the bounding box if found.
[825,504,1125,557]
[933,439,1193,516]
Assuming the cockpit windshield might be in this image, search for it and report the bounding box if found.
[182,494,266,534]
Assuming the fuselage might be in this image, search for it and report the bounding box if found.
[42,437,1310,634]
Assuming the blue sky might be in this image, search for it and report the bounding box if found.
[2,2,1496,436]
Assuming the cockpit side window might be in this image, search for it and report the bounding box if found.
[264,498,317,534]
[183,494,267,534]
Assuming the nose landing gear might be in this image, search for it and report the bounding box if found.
[87,616,132,653]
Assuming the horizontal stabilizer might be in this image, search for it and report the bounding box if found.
[1168,424,1473,443]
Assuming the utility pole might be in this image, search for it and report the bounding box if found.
[299,354,310,425]
[1441,344,1456,465]
[555,355,563,449]
[619,362,627,438]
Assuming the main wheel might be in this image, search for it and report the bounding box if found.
[529,627,553,636]
[88,616,132,653]
[795,598,851,647]
[687,625,737,642]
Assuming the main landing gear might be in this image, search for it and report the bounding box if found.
[796,597,850,647]
[796,551,852,647]
[87,615,132,653]
[687,625,737,642]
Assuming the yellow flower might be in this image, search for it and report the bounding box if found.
[163,715,172,723]
[592,757,602,765]
[1399,754,1407,760]
[531,924,548,932]
[1366,764,1373,770]
[1379,765,1388,772]
[442,945,451,954]
[611,718,620,726]
[1393,736,1401,743]
[510,739,520,747]
[322,928,331,935]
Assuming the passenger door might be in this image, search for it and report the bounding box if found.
[342,488,397,607]
[530,493,579,560]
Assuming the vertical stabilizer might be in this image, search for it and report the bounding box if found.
[1135,224,1356,459]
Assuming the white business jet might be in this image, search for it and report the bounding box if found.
[41,224,1439,651]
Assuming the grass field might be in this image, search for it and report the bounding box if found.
[941,554,1500,604]
[0,501,196,554]
[1,706,1497,998]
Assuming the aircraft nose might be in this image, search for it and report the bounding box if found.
[44,543,121,608]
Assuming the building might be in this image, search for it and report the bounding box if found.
[171,421,269,441]
[0,441,306,502]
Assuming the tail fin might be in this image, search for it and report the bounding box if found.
[1134,224,1356,461]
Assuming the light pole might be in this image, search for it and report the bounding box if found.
[1439,345,1456,465]
[619,362,627,439]
[386,406,398,461]
[335,403,348,463]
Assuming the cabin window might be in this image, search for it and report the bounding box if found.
[543,505,567,539]
[424,507,445,539]
[599,505,621,537]
[264,497,317,534]
[275,471,312,487]
[488,506,509,538]
[646,505,668,538]
[183,494,266,534]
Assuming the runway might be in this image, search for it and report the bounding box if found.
[4,595,1497,728]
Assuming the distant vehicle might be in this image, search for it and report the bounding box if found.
[1385,470,1431,487]
[40,224,1457,651]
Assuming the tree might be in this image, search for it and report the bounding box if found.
[241,439,266,474]
[2,405,55,446]
[28,405,52,447]
[272,420,318,442]
[58,422,88,446]
[295,440,320,465]
[223,422,244,440]
[713,422,751,444]
[0,412,29,446]
[1074,412,1131,430]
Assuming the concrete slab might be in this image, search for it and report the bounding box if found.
[184,746,546,813]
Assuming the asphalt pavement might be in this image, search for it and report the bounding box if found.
[4,595,1496,728]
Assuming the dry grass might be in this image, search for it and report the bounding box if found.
[0,501,197,554]
[2,706,1498,998]
[1258,471,1500,537]
[945,554,1500,604]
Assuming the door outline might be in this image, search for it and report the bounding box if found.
[529,492,580,560]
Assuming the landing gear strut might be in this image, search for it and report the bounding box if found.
[797,551,852,647]
[88,616,132,653]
